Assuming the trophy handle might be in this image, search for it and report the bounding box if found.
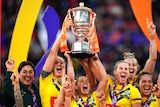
[67,9,78,36]
[87,12,96,37]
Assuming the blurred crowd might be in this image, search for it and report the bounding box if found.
[1,0,160,81]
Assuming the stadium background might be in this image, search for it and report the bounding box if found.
[1,0,160,82]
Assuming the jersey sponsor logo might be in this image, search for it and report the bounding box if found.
[106,104,121,107]
[50,97,64,107]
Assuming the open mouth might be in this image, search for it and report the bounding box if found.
[23,77,33,84]
[56,67,62,72]
[129,70,134,74]
[25,77,31,81]
[83,84,88,91]
[121,75,125,78]
[144,87,151,91]
[121,73,126,78]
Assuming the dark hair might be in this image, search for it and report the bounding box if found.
[137,72,152,84]
[18,61,35,74]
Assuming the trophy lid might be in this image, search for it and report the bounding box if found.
[79,2,84,7]
[71,2,92,12]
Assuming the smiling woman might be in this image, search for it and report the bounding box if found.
[123,19,157,86]
[137,72,160,107]
[3,58,42,107]
[39,13,73,107]
[105,60,142,107]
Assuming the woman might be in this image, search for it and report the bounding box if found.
[137,72,160,107]
[3,58,42,107]
[55,73,107,107]
[123,18,157,85]
[39,13,73,107]
[73,75,106,107]
[105,60,142,107]
[55,53,107,107]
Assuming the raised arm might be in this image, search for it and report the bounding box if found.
[88,53,107,107]
[3,58,16,106]
[55,75,74,107]
[77,58,96,88]
[63,76,74,107]
[54,84,65,107]
[42,14,72,72]
[64,51,75,82]
[143,18,157,74]
[88,53,107,82]
[55,52,75,107]
[11,71,24,107]
[64,52,75,107]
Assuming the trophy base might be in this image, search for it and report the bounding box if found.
[68,51,94,58]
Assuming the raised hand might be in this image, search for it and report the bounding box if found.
[96,91,105,102]
[64,51,71,59]
[60,12,73,52]
[63,76,74,97]
[146,18,156,40]
[5,57,15,71]
[152,74,160,98]
[77,58,88,67]
[62,11,73,32]
[10,70,19,84]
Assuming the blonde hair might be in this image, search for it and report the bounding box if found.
[123,52,140,70]
[113,60,128,71]
[123,52,135,59]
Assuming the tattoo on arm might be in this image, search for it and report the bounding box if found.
[14,84,24,107]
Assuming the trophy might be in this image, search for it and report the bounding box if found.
[68,2,97,58]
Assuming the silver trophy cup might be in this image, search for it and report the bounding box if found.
[68,2,96,58]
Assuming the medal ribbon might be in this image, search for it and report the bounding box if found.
[31,88,37,107]
[142,94,155,107]
[142,99,149,107]
[111,83,126,107]
[76,96,94,107]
